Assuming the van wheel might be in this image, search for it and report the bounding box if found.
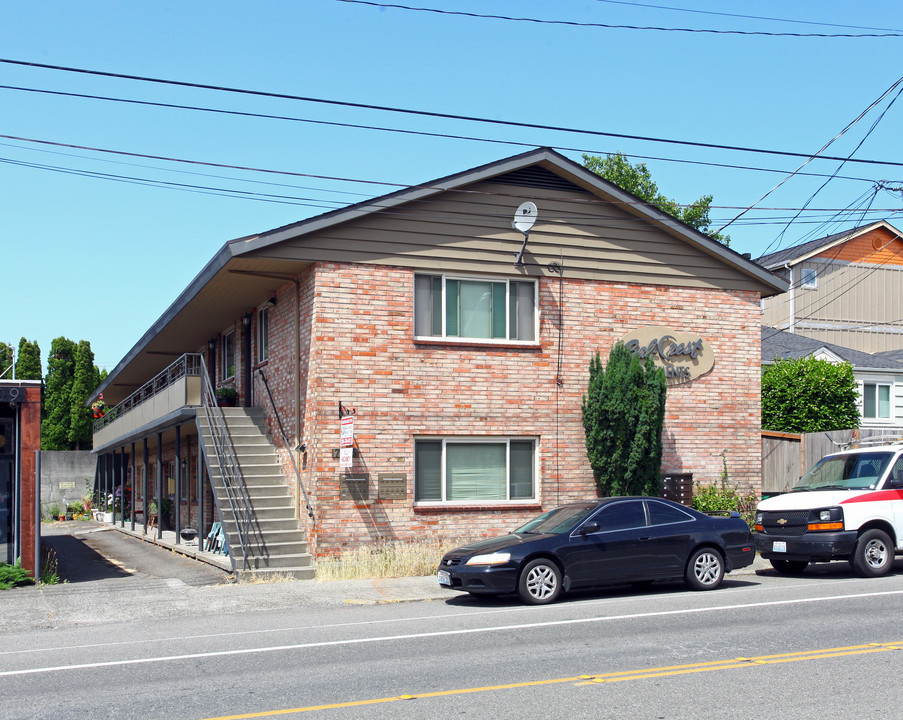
[770,559,808,574]
[851,529,894,578]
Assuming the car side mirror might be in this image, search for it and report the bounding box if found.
[580,522,599,535]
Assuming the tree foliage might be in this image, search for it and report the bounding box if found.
[41,337,106,450]
[42,337,77,450]
[582,152,730,245]
[15,339,42,381]
[69,340,101,450]
[761,356,860,433]
[0,342,12,379]
[582,343,668,496]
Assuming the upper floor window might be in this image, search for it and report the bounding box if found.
[222,330,236,379]
[257,306,270,363]
[863,382,892,419]
[800,267,817,289]
[414,274,536,342]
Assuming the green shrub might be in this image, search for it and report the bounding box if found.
[67,501,85,516]
[0,560,34,590]
[693,453,758,528]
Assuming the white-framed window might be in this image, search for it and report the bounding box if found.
[862,382,892,419]
[222,329,235,379]
[257,306,270,363]
[800,267,818,289]
[414,274,537,342]
[414,437,536,503]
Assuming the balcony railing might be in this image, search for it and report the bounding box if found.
[92,354,204,443]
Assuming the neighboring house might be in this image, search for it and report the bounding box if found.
[89,147,786,575]
[757,221,903,354]
[0,381,41,575]
[762,326,903,432]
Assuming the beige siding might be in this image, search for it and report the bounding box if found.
[762,261,903,352]
[247,182,768,292]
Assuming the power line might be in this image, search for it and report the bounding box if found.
[0,83,887,186]
[333,0,903,37]
[717,74,903,238]
[5,133,901,221]
[2,57,903,168]
[592,0,903,33]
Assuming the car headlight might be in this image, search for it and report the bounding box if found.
[808,507,843,531]
[755,512,763,525]
[465,552,511,566]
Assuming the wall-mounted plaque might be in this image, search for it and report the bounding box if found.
[620,326,715,383]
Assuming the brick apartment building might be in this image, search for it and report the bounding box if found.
[90,148,785,573]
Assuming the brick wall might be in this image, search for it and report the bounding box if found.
[276,263,763,557]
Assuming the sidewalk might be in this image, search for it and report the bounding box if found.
[0,521,770,635]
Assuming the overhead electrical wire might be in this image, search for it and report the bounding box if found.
[331,0,903,37]
[591,0,903,33]
[3,134,900,226]
[2,58,903,168]
[0,83,886,187]
[716,74,903,239]
[767,80,903,256]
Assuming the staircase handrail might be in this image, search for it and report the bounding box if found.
[255,367,314,522]
[196,356,253,570]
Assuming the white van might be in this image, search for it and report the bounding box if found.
[754,442,903,577]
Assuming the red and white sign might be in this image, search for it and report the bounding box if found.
[340,416,355,447]
[339,447,354,468]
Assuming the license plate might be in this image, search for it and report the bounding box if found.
[772,541,787,553]
[437,570,451,586]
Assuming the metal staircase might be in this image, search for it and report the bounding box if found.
[197,406,314,580]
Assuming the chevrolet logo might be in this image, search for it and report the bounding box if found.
[777,518,788,525]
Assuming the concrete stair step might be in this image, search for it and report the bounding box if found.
[237,566,316,581]
[222,517,301,532]
[220,507,296,521]
[242,553,313,570]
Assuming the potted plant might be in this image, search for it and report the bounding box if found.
[215,386,239,407]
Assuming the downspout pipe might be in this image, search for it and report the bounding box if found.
[785,263,795,334]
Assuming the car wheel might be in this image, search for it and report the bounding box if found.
[770,559,809,574]
[851,529,894,578]
[517,559,562,605]
[685,548,724,590]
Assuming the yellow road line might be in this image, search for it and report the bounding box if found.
[197,641,903,719]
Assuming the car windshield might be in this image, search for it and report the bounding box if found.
[793,451,895,491]
[514,504,597,535]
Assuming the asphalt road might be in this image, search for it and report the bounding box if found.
[3,552,903,720]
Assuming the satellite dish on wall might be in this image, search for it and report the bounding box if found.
[513,201,538,235]
[512,202,538,267]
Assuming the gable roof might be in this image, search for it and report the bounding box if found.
[94,148,787,404]
[762,326,903,371]
[756,220,903,270]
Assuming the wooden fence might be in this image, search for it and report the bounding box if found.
[761,428,903,495]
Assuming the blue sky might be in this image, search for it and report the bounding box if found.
[2,1,902,372]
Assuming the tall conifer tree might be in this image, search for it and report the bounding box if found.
[42,337,77,450]
[582,343,667,497]
[0,342,12,378]
[69,340,100,449]
[15,339,42,381]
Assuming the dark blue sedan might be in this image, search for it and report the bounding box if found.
[437,497,755,604]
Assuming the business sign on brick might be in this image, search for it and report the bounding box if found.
[620,326,715,383]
